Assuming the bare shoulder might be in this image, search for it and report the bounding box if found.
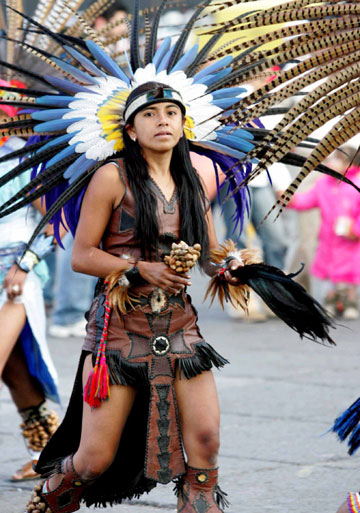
[92,161,124,186]
[86,161,125,206]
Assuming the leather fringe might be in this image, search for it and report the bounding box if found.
[176,342,229,379]
[82,479,156,508]
[102,350,149,387]
[214,484,230,509]
[204,240,262,310]
[99,342,228,387]
[173,474,185,499]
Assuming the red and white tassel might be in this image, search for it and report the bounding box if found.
[84,287,111,408]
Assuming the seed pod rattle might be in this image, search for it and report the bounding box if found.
[164,241,201,273]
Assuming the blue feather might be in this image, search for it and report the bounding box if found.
[157,45,176,72]
[215,133,254,153]
[64,45,107,77]
[171,43,199,72]
[198,140,245,160]
[52,58,99,85]
[64,154,97,183]
[152,37,172,69]
[190,144,251,237]
[211,87,247,99]
[121,40,134,77]
[86,40,130,85]
[40,133,75,150]
[31,109,72,121]
[45,75,91,94]
[332,397,360,455]
[195,67,232,86]
[34,118,84,132]
[217,126,254,140]
[192,55,233,81]
[349,425,360,455]
[36,96,73,107]
[45,145,76,167]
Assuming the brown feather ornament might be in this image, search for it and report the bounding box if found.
[204,240,262,312]
[105,268,140,316]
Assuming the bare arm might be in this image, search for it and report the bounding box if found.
[72,163,129,278]
[199,178,244,283]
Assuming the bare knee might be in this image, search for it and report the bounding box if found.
[194,428,220,464]
[73,448,115,480]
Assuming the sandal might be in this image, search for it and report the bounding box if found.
[11,459,39,482]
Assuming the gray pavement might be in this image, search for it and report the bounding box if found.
[1,270,360,513]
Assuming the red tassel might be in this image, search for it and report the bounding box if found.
[84,291,111,408]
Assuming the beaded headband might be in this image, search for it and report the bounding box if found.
[123,85,185,123]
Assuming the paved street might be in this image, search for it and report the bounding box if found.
[1,270,360,513]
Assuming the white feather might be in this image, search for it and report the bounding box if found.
[86,139,116,160]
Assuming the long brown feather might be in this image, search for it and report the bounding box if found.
[241,90,360,192]
[205,3,360,35]
[263,108,360,222]
[224,63,360,184]
[206,15,360,60]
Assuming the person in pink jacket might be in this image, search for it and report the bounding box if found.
[289,148,360,319]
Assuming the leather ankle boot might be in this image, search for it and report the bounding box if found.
[175,466,229,512]
[25,455,89,513]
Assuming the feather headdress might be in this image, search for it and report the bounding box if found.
[0,0,359,242]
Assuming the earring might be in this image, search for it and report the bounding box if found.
[131,136,137,142]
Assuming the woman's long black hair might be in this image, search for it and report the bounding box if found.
[120,118,210,267]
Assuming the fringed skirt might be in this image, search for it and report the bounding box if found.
[36,287,228,507]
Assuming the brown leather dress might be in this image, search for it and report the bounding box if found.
[37,160,228,508]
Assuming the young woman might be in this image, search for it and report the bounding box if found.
[26,82,243,513]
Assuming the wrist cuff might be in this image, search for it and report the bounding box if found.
[16,250,40,273]
[124,265,147,286]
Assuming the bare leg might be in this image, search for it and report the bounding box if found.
[174,371,224,512]
[175,370,220,468]
[0,301,26,376]
[48,353,137,491]
[2,341,44,410]
[3,342,59,481]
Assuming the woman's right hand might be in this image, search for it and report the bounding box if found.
[4,264,27,301]
[137,261,191,294]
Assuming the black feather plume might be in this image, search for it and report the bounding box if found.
[21,167,100,255]
[145,0,168,65]
[167,0,212,72]
[130,0,142,71]
[0,154,77,213]
[0,139,46,165]
[0,174,66,219]
[230,263,336,345]
[0,58,50,86]
[0,142,69,189]
[186,33,222,77]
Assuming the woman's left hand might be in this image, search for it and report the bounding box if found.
[224,258,244,285]
[4,264,27,301]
